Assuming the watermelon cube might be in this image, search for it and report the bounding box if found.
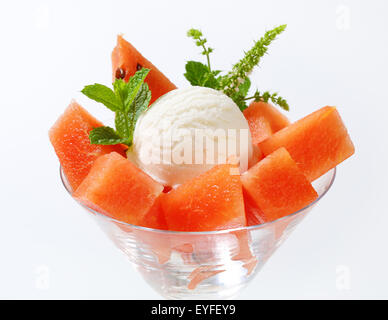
[141,195,168,230]
[73,152,165,229]
[112,35,176,104]
[248,144,264,169]
[243,101,290,145]
[161,163,246,231]
[241,148,318,222]
[49,101,126,190]
[259,106,355,181]
[243,189,266,226]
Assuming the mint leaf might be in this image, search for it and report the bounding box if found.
[203,71,220,89]
[114,111,131,142]
[184,61,209,86]
[184,61,220,89]
[230,93,247,111]
[212,70,222,77]
[133,83,152,121]
[113,79,129,110]
[238,78,251,97]
[81,84,121,112]
[227,78,251,111]
[89,127,125,145]
[124,68,150,112]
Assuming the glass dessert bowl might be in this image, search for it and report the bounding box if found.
[60,166,336,300]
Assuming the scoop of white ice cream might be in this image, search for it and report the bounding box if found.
[127,86,253,187]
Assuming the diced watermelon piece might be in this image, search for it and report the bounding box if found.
[161,163,246,231]
[49,101,126,190]
[241,148,318,222]
[112,35,177,104]
[259,106,355,181]
[243,189,266,226]
[248,145,264,169]
[141,195,168,230]
[243,101,290,144]
[73,152,165,229]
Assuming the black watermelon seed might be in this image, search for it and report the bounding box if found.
[115,68,126,79]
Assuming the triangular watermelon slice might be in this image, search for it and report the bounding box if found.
[49,101,126,190]
[112,35,177,104]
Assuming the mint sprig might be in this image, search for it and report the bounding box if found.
[185,29,222,90]
[184,26,289,112]
[81,68,151,147]
[187,29,214,71]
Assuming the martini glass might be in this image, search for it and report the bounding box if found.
[60,167,335,299]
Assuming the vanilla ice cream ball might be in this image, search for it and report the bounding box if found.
[127,86,253,187]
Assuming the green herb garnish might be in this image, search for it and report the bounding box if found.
[184,25,289,111]
[184,29,222,89]
[81,68,151,146]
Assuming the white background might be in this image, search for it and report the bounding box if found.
[0,0,387,299]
